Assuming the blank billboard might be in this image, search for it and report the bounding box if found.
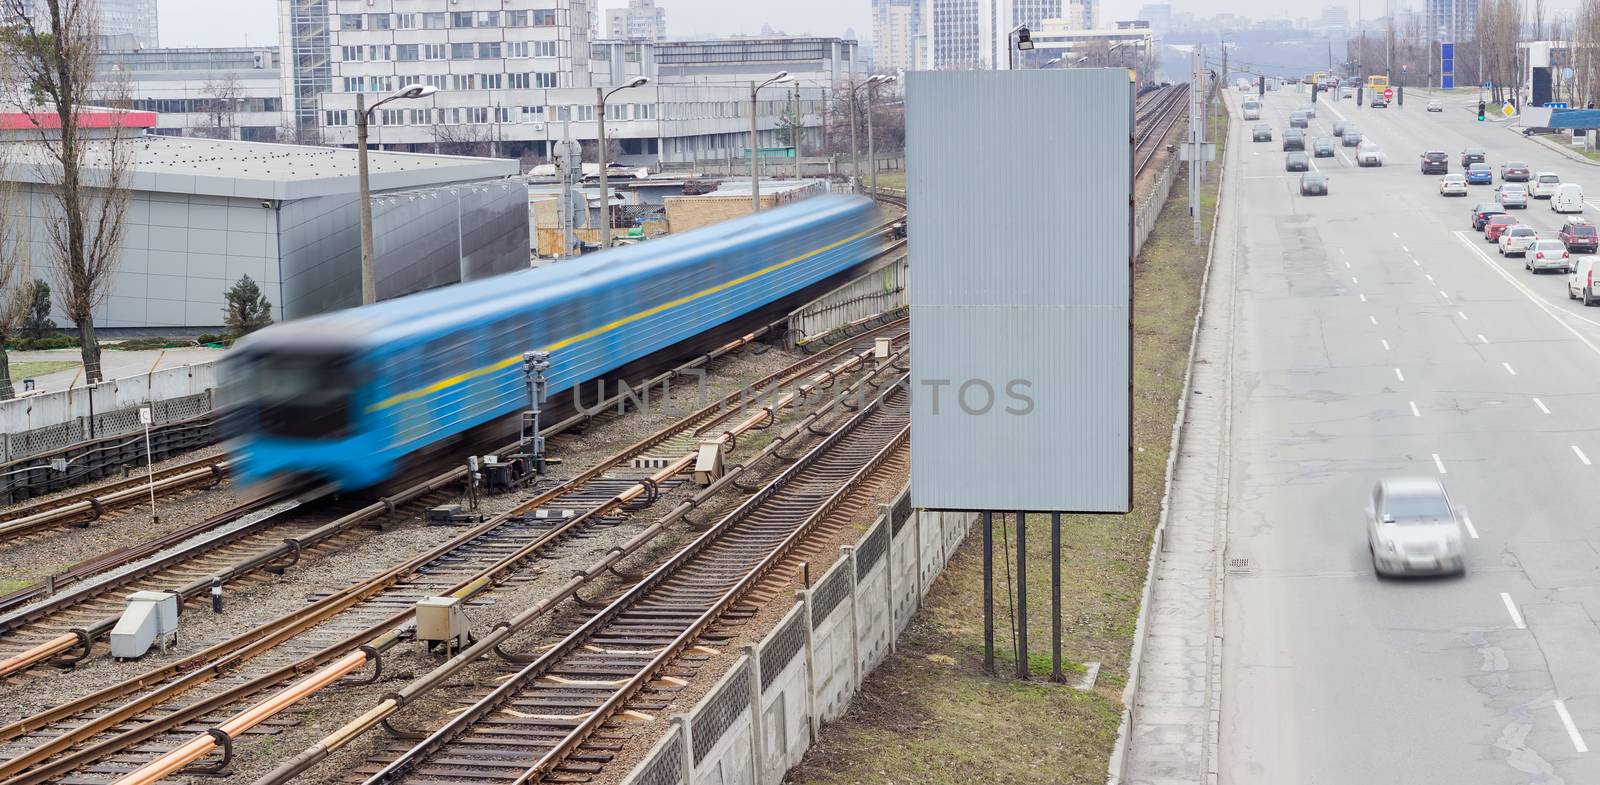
[907,69,1133,513]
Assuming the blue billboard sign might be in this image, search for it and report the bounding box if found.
[1441,42,1455,90]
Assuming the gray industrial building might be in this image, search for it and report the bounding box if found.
[9,126,526,330]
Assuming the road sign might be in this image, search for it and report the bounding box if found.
[1503,103,1516,117]
[1383,87,1394,100]
[1564,67,1575,80]
[1549,102,1570,109]
[1483,81,1493,89]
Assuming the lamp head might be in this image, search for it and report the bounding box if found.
[627,77,650,88]
[1017,27,1034,51]
[399,84,438,100]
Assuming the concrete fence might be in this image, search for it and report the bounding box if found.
[786,254,908,348]
[1134,148,1183,258]
[620,487,977,785]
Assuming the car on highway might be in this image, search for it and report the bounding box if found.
[1285,151,1310,171]
[1527,238,1573,272]
[1461,148,1487,167]
[1553,183,1585,213]
[1298,102,1317,119]
[1283,128,1306,151]
[1300,171,1329,196]
[1500,161,1531,181]
[1252,123,1273,142]
[1312,136,1336,157]
[1366,476,1466,578]
[1568,256,1600,304]
[1465,163,1494,184]
[1483,214,1520,242]
[1332,120,1349,136]
[1439,173,1468,196]
[1498,225,1538,256]
[1531,171,1562,198]
[1470,203,1507,230]
[1342,127,1363,146]
[1356,141,1384,166]
[1242,100,1262,120]
[1495,184,1528,209]
[1371,94,1389,108]
[1420,150,1449,174]
[1560,217,1599,252]
[1288,111,1309,129]
[1427,98,1444,111]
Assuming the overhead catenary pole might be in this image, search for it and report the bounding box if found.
[1189,45,1204,245]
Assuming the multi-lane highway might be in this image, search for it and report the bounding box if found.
[1218,86,1600,784]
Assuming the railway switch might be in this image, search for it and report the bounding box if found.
[110,590,179,659]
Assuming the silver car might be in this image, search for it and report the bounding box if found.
[1367,477,1466,577]
[1496,184,1528,209]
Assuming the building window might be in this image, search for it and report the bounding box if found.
[450,11,474,28]
[451,73,474,90]
[380,109,404,125]
[424,44,446,60]
[482,73,502,89]
[423,12,447,29]
[368,13,390,30]
[508,72,530,89]
[478,41,501,59]
[507,10,528,26]
[535,71,558,88]
[450,43,474,59]
[496,106,513,122]
[396,44,418,61]
[410,108,431,125]
[396,13,417,29]
[341,76,364,92]
[521,105,544,122]
[340,13,363,30]
[507,41,528,58]
[342,45,362,62]
[576,105,594,121]
[425,75,447,90]
[476,11,499,27]
[531,9,557,26]
[325,109,350,126]
[637,103,655,119]
[606,103,626,120]
[534,40,558,58]
[466,107,489,124]
[367,45,389,61]
[625,46,640,63]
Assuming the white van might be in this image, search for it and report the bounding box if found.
[1532,172,1562,199]
[1242,100,1262,120]
[1569,256,1600,305]
[1553,183,1585,213]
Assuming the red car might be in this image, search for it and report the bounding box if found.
[1561,219,1599,253]
[1484,214,1520,242]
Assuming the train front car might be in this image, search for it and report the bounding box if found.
[221,194,883,492]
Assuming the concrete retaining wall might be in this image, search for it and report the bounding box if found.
[1,361,218,463]
[620,487,977,785]
[786,254,907,347]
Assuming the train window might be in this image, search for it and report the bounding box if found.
[490,316,528,361]
[253,352,357,440]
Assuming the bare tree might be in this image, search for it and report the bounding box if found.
[277,122,324,146]
[194,73,243,140]
[433,121,495,157]
[0,0,134,384]
[0,152,25,400]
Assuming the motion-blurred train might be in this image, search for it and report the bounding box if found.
[221,194,884,491]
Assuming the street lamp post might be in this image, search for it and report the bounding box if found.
[850,75,887,195]
[867,75,896,198]
[1007,24,1034,70]
[358,83,438,305]
[751,71,792,212]
[596,77,650,249]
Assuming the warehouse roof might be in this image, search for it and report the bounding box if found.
[3,133,518,201]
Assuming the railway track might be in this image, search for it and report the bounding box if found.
[360,377,910,785]
[0,324,910,785]
[1135,84,1192,177]
[0,453,230,532]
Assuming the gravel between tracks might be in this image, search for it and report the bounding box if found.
[0,443,239,589]
[16,339,824,783]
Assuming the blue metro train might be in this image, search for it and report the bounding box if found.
[222,194,884,490]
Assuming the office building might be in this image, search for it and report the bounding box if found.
[1136,3,1170,35]
[1426,0,1476,41]
[103,47,284,141]
[3,0,158,47]
[873,0,920,71]
[606,0,665,40]
[1066,0,1098,30]
[925,0,1064,70]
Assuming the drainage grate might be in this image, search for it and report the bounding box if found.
[1227,557,1252,574]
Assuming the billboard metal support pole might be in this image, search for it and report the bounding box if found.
[1051,512,1063,682]
[983,511,995,674]
[1015,511,1028,679]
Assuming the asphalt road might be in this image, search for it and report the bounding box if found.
[1219,86,1600,784]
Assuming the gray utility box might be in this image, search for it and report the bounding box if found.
[416,596,470,649]
[110,590,179,659]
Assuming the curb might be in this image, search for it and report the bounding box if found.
[1507,125,1600,167]
[1105,85,1232,785]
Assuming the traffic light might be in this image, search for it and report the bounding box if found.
[1311,83,1319,102]
[1478,100,1486,121]
[1258,75,1265,97]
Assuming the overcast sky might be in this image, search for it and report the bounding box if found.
[154,0,1586,48]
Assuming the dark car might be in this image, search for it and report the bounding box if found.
[1312,136,1336,157]
[1286,151,1310,171]
[1289,111,1309,129]
[1461,148,1487,167]
[1332,120,1349,136]
[1252,123,1273,142]
[1282,128,1306,151]
[1500,161,1531,181]
[1466,162,1494,184]
[1342,127,1363,146]
[1471,202,1507,230]
[1420,150,1449,175]
[1300,171,1329,195]
[1561,218,1599,253]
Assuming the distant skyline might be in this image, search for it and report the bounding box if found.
[151,0,1591,48]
